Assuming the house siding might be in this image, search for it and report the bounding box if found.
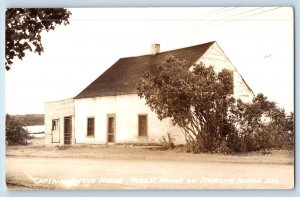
[45,99,75,145]
[74,94,185,144]
[197,42,254,102]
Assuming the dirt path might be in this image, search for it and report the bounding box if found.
[6,156,293,189]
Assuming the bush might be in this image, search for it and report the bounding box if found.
[185,136,206,153]
[6,114,31,145]
[160,133,175,150]
[185,95,294,154]
[215,140,231,154]
[137,55,294,154]
[137,56,236,154]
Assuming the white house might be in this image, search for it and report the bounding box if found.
[45,41,254,145]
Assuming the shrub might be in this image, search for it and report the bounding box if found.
[225,94,294,153]
[137,55,294,154]
[137,56,236,154]
[6,114,31,145]
[215,140,230,154]
[161,133,175,150]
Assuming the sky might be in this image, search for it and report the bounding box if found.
[5,7,294,114]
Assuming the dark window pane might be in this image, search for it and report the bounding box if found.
[87,118,94,136]
[108,134,114,142]
[138,115,147,137]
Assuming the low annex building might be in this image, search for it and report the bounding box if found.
[45,41,254,145]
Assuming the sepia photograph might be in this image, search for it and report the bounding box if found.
[5,7,294,189]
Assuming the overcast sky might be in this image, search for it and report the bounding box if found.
[5,7,294,114]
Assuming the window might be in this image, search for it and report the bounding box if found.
[52,119,59,131]
[87,117,95,136]
[138,115,148,137]
[51,119,60,143]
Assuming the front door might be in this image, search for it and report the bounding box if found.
[107,115,116,143]
[64,117,72,145]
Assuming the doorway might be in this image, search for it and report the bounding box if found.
[64,117,72,145]
[107,114,116,143]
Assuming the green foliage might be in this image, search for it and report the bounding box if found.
[5,8,71,70]
[137,55,294,153]
[6,114,31,145]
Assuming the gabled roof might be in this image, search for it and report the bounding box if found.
[74,41,215,99]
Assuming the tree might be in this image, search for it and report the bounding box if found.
[137,56,294,153]
[285,112,294,147]
[137,55,236,153]
[6,114,31,145]
[13,114,44,126]
[5,8,71,70]
[229,94,294,152]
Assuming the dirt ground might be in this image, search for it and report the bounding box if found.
[6,138,294,190]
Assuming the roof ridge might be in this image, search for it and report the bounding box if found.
[119,41,216,60]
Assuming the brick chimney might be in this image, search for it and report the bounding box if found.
[151,44,160,55]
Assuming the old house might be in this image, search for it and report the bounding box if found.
[45,41,254,145]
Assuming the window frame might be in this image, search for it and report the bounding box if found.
[51,119,60,143]
[52,119,59,131]
[138,114,148,137]
[87,117,95,137]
